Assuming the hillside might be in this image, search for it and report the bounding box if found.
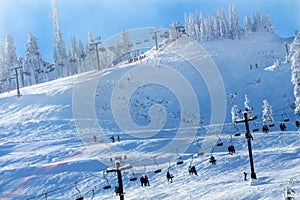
[0,32,299,199]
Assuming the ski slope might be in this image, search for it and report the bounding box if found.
[0,32,299,199]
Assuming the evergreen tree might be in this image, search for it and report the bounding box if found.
[77,38,85,72]
[0,43,9,92]
[219,9,230,39]
[244,15,252,32]
[24,33,44,85]
[262,99,274,124]
[51,0,67,78]
[290,32,300,114]
[68,36,78,75]
[5,33,18,89]
[231,104,240,123]
[244,94,253,112]
[229,5,240,39]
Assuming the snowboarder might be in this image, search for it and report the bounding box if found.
[244,172,247,181]
[166,171,173,183]
[295,120,300,127]
[209,156,216,165]
[144,175,150,186]
[111,135,115,143]
[93,135,97,143]
[117,135,120,142]
[188,166,193,175]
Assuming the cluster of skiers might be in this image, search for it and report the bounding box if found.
[140,175,150,187]
[110,135,120,143]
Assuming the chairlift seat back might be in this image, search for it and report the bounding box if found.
[103,185,111,190]
[176,161,184,165]
[234,133,241,137]
[269,124,275,127]
[252,128,259,132]
[284,118,289,122]
[216,142,223,146]
[75,197,83,200]
[154,169,162,174]
[130,177,137,181]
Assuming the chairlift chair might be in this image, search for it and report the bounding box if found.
[216,138,223,146]
[196,139,205,156]
[129,170,137,182]
[269,123,275,127]
[74,182,84,200]
[102,172,112,190]
[176,149,184,165]
[153,157,162,174]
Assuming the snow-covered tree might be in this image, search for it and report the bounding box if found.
[24,33,44,85]
[51,0,67,78]
[219,9,230,39]
[244,94,253,111]
[5,33,18,89]
[81,32,98,72]
[262,99,274,124]
[290,32,300,114]
[0,43,9,92]
[244,15,252,33]
[229,5,240,39]
[68,36,78,75]
[231,104,241,123]
[77,38,85,72]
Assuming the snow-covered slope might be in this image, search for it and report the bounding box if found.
[0,32,299,199]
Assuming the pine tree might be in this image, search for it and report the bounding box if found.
[5,33,18,89]
[219,9,229,39]
[244,94,252,111]
[262,99,274,124]
[231,104,240,123]
[68,36,78,75]
[51,0,67,78]
[229,5,240,39]
[244,15,252,33]
[291,32,300,114]
[0,43,9,92]
[24,33,44,85]
[77,38,85,72]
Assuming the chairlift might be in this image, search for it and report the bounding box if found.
[196,139,205,156]
[269,123,275,127]
[176,149,184,165]
[233,123,242,136]
[129,169,137,182]
[102,171,112,190]
[282,110,290,122]
[74,182,84,200]
[251,121,259,132]
[153,156,162,174]
[216,138,223,147]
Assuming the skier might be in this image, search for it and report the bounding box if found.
[262,125,269,133]
[144,175,150,186]
[244,172,247,181]
[140,176,145,187]
[93,135,97,143]
[190,166,198,176]
[166,171,173,183]
[280,123,287,131]
[209,156,216,165]
[117,135,120,142]
[111,135,115,143]
[228,145,236,155]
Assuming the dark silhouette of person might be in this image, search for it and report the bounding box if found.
[228,145,236,155]
[210,156,216,165]
[190,166,198,176]
[262,125,269,133]
[167,171,173,183]
[111,136,115,143]
[244,172,247,181]
[144,175,150,186]
[280,123,286,131]
[117,135,120,142]
[140,176,145,187]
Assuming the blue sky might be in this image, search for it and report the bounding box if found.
[0,0,299,62]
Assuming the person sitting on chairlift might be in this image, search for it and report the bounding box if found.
[209,156,216,165]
